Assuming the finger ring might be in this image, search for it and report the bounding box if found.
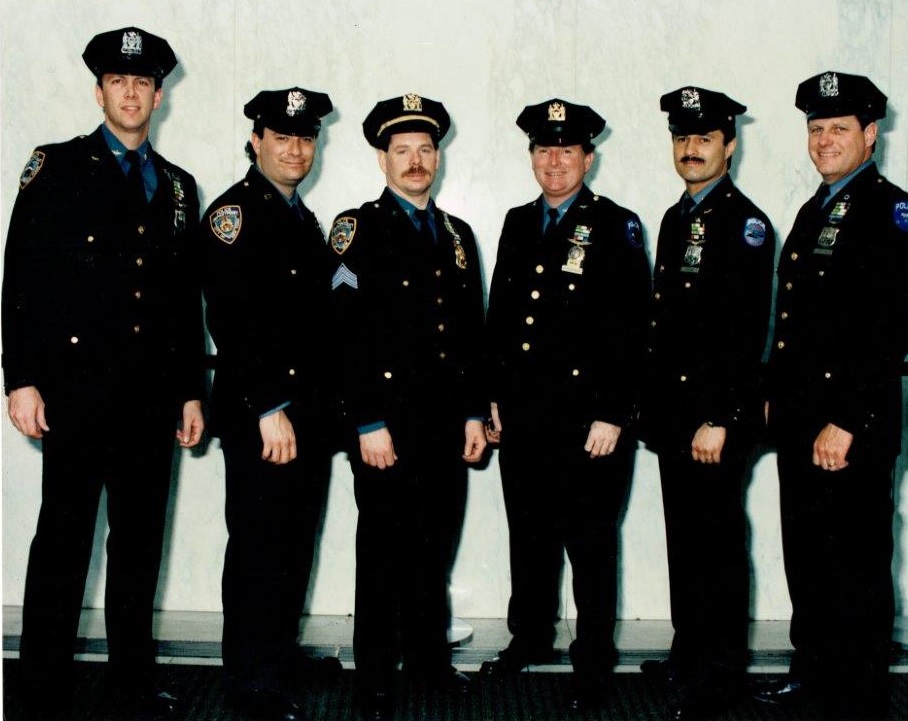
[829,462,836,468]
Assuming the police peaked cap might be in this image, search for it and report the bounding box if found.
[244,88,334,136]
[363,94,451,149]
[795,71,887,121]
[516,99,606,146]
[82,27,177,81]
[660,86,746,135]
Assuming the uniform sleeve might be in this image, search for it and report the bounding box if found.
[484,210,517,405]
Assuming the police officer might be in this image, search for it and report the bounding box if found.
[638,87,775,720]
[200,88,339,721]
[2,27,204,719]
[757,72,908,721]
[480,99,650,710]
[328,94,487,721]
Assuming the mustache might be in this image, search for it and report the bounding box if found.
[680,156,705,164]
[404,166,429,176]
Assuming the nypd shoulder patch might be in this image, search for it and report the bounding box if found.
[210,205,243,244]
[19,150,46,189]
[743,217,767,247]
[894,200,908,232]
[625,218,643,248]
[330,216,357,255]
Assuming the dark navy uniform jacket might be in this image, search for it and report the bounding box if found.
[767,163,908,459]
[2,127,204,413]
[486,184,651,434]
[201,166,334,436]
[639,174,776,453]
[329,188,486,435]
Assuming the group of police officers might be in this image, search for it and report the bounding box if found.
[3,24,907,721]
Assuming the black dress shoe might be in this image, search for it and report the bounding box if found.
[568,672,611,711]
[232,688,306,721]
[480,646,556,676]
[752,676,805,705]
[358,689,394,721]
[641,658,680,687]
[291,649,344,679]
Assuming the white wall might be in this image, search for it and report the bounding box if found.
[2,0,907,624]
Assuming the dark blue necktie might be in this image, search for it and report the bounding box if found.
[124,150,147,206]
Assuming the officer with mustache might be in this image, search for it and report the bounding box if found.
[638,87,775,720]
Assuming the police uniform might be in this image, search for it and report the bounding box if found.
[765,72,908,718]
[199,89,336,709]
[483,100,650,694]
[0,27,203,711]
[328,95,486,703]
[638,88,775,702]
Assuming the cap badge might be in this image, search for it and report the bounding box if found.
[121,30,143,56]
[548,102,566,121]
[286,90,307,117]
[819,72,839,98]
[681,88,701,110]
[403,93,423,111]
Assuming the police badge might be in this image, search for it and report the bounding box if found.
[403,93,423,112]
[19,150,46,189]
[548,102,566,121]
[210,205,243,244]
[681,87,701,110]
[121,30,143,56]
[819,72,839,98]
[286,90,307,116]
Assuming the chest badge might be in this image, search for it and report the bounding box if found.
[562,225,592,275]
[682,219,705,273]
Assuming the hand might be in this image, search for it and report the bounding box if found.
[691,423,726,464]
[463,419,487,462]
[812,423,853,472]
[584,421,621,458]
[7,386,49,439]
[360,427,397,469]
[259,409,297,464]
[485,402,502,444]
[176,400,204,448]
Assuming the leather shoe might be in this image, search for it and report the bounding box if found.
[232,688,306,721]
[480,645,556,676]
[641,658,680,687]
[752,676,805,705]
[291,649,343,679]
[358,689,393,721]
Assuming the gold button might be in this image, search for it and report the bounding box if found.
[780,311,788,320]
[535,265,544,274]
[659,265,665,272]
[437,323,445,332]
[136,257,144,267]
[291,269,298,275]
[70,336,79,344]
[525,316,534,325]
[818,270,825,277]
[684,282,691,289]
[439,352,446,359]
[435,269,442,277]
[137,225,145,235]
[383,371,393,379]
[436,297,443,305]
[571,369,580,377]
[134,290,142,299]
[650,320,657,327]
[402,280,410,287]
[824,371,832,379]
[87,235,95,243]
[568,283,575,291]
[531,290,540,300]
[654,292,661,300]
[680,375,687,382]
[791,252,799,261]
[521,342,531,351]
[289,368,296,376]
[785,282,793,290]
[133,325,141,333]
[777,341,785,349]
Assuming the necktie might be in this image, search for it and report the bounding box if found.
[680,194,696,217]
[124,150,147,206]
[414,208,435,243]
[815,183,831,208]
[543,208,560,241]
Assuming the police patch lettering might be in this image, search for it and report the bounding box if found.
[210,205,243,244]
[894,200,908,231]
[19,150,46,189]
[743,217,766,247]
[330,217,356,255]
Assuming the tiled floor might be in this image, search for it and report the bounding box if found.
[4,607,907,674]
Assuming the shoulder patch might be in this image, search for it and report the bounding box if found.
[743,217,767,247]
[625,218,643,248]
[209,205,243,244]
[894,200,908,232]
[19,150,46,189]
[330,216,357,255]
